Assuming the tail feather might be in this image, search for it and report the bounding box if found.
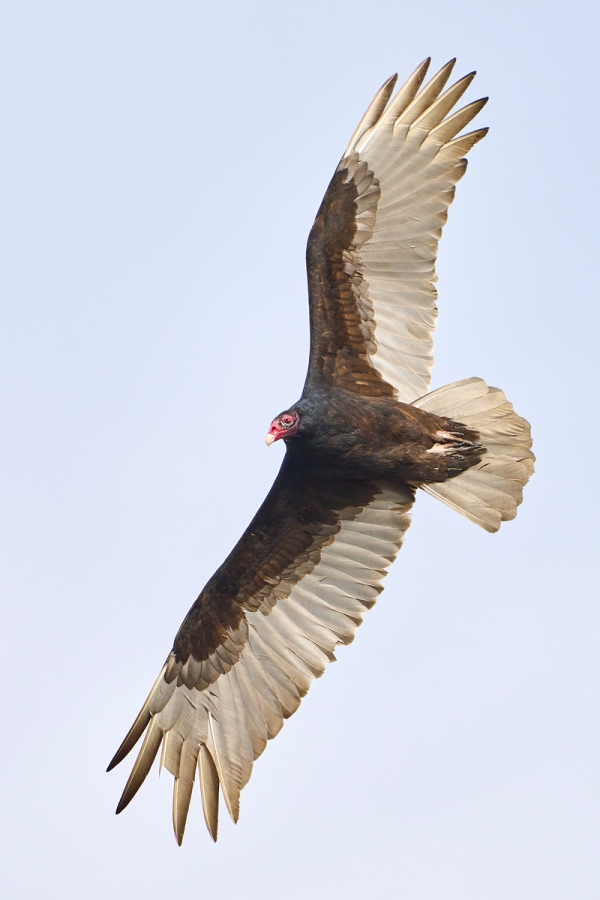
[413,378,534,532]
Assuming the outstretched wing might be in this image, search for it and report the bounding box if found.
[305,58,488,401]
[109,454,414,843]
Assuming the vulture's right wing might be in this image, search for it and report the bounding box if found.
[108,455,414,842]
[305,58,488,401]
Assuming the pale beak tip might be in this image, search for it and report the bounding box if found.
[265,433,275,447]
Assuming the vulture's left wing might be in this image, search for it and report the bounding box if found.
[109,456,414,842]
[305,58,488,401]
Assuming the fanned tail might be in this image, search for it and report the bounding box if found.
[413,378,534,532]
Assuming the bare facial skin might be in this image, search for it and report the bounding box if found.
[265,411,300,445]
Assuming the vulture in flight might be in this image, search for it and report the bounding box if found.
[108,58,534,843]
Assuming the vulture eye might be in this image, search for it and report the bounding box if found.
[280,415,295,428]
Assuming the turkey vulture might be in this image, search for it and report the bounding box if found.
[108,58,534,843]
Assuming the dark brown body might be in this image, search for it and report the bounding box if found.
[288,387,484,486]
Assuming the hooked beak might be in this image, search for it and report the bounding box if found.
[265,432,276,447]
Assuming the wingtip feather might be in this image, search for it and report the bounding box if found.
[114,718,163,814]
[172,739,197,845]
[199,745,220,842]
[108,663,169,771]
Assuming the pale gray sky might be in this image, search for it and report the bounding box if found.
[1,2,598,898]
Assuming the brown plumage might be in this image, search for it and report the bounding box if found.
[108,58,534,843]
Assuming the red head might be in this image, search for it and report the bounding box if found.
[265,410,300,446]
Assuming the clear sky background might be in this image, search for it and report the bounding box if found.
[1,2,598,898]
